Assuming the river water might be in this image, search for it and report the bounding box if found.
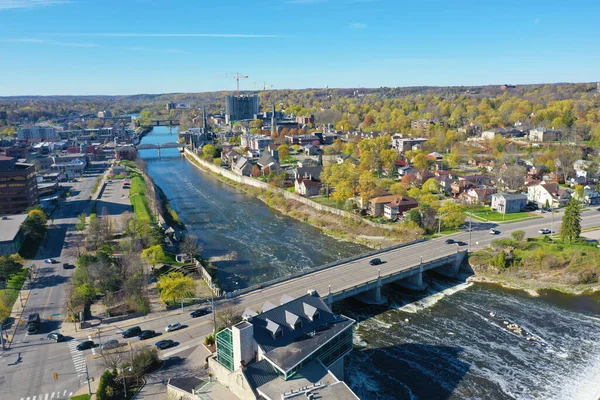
[140,127,600,399]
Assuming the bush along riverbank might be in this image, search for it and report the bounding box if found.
[467,234,600,295]
[183,152,422,248]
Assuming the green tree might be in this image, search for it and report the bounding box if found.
[141,245,165,268]
[96,369,117,400]
[412,153,432,170]
[511,230,526,242]
[389,183,407,195]
[249,119,264,130]
[156,272,196,304]
[561,199,581,243]
[438,200,466,230]
[422,178,440,194]
[202,144,217,159]
[574,185,585,203]
[277,144,290,160]
[21,210,48,241]
[0,254,22,282]
[75,213,87,231]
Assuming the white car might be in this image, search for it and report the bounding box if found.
[165,322,182,332]
[490,229,500,235]
[44,258,57,264]
[538,228,551,234]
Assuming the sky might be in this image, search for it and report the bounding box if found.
[0,0,599,95]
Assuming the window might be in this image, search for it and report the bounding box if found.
[275,329,282,338]
[294,320,302,330]
[313,311,320,321]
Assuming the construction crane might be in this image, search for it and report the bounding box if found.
[216,72,248,97]
[254,81,273,112]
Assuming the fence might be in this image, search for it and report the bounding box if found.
[183,148,393,231]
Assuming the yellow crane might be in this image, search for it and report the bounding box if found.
[216,72,249,97]
[254,81,273,112]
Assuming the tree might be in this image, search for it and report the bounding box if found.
[21,211,47,242]
[156,272,196,304]
[358,171,377,203]
[216,306,242,331]
[249,119,264,130]
[96,369,117,400]
[561,199,581,243]
[574,185,585,203]
[0,255,23,282]
[412,153,432,170]
[251,165,261,177]
[75,213,87,231]
[422,178,440,194]
[511,230,525,242]
[202,144,217,159]
[389,183,407,196]
[141,245,165,268]
[277,144,290,160]
[181,235,202,263]
[497,165,526,191]
[438,200,466,230]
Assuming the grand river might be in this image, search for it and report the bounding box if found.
[140,127,600,399]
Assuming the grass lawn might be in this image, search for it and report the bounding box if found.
[467,207,538,222]
[311,195,344,210]
[70,395,91,400]
[0,269,29,316]
[285,186,295,193]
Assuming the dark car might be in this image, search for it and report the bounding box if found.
[138,330,156,340]
[369,258,382,266]
[76,340,95,351]
[456,241,468,246]
[122,326,142,338]
[190,309,210,318]
[47,333,65,342]
[63,263,70,270]
[445,239,455,244]
[155,339,175,350]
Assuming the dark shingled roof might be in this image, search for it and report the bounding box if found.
[249,292,354,372]
[168,376,205,394]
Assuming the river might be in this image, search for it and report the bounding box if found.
[140,127,600,400]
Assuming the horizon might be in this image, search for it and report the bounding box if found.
[1,0,599,96]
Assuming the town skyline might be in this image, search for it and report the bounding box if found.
[1,0,599,95]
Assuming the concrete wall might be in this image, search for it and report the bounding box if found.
[194,260,222,297]
[208,356,257,400]
[184,148,392,231]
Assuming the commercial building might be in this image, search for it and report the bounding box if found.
[226,95,260,124]
[529,127,561,142]
[0,156,38,215]
[97,110,112,118]
[210,290,358,400]
[17,126,59,141]
[0,214,28,256]
[241,134,272,151]
[391,135,428,153]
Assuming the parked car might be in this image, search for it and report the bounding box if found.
[76,340,95,351]
[445,239,455,244]
[535,209,545,213]
[102,340,120,350]
[138,330,156,340]
[47,333,65,342]
[165,322,182,332]
[369,258,382,266]
[456,241,468,246]
[155,340,175,350]
[44,259,57,264]
[122,326,142,338]
[538,228,551,234]
[489,229,500,235]
[190,309,210,318]
[63,263,70,270]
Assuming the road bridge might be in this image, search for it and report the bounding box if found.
[221,239,467,308]
[152,119,180,126]
[135,142,184,158]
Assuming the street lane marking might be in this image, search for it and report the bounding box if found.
[45,394,48,400]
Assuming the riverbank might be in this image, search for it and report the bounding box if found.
[183,151,421,249]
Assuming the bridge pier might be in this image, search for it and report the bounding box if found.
[395,264,428,291]
[353,271,387,305]
[157,148,161,159]
[433,249,466,277]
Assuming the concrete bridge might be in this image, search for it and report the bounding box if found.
[221,239,468,309]
[136,142,184,158]
[152,119,180,126]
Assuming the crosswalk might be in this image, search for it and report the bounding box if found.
[67,340,88,378]
[20,390,73,400]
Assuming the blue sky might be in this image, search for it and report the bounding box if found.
[0,0,599,95]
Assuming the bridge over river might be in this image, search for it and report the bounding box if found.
[136,142,184,158]
[218,238,468,311]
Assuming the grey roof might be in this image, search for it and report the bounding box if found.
[234,156,249,170]
[168,376,206,394]
[285,310,300,328]
[293,166,323,179]
[0,214,28,243]
[257,153,277,168]
[262,301,276,312]
[266,319,281,336]
[492,192,527,200]
[243,308,258,319]
[248,292,354,372]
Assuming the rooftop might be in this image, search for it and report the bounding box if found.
[0,214,28,243]
[167,376,206,395]
[249,292,354,372]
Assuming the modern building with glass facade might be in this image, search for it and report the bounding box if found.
[211,290,359,400]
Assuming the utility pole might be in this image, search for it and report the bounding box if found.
[551,202,555,238]
[85,364,92,395]
[211,288,217,335]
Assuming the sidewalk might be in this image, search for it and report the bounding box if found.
[0,276,33,351]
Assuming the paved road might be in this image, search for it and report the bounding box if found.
[0,166,109,400]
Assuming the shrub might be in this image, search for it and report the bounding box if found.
[132,348,160,376]
[96,369,117,400]
[577,270,598,284]
[204,334,215,346]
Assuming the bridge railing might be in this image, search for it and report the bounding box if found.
[220,238,426,300]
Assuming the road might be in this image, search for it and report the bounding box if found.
[0,164,110,400]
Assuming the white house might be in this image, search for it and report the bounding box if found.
[527,183,571,208]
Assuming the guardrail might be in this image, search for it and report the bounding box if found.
[220,238,427,300]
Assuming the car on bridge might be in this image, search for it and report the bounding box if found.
[44,258,58,264]
[490,229,500,235]
[369,258,382,266]
[47,333,65,342]
[445,239,455,244]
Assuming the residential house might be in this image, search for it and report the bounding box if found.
[391,137,428,153]
[573,185,600,205]
[527,165,548,180]
[427,152,444,169]
[461,187,497,205]
[221,149,240,166]
[434,175,453,194]
[233,156,253,176]
[481,127,524,140]
[336,154,359,165]
[210,290,358,400]
[529,127,561,142]
[241,134,272,151]
[292,165,323,181]
[304,143,319,156]
[369,194,418,217]
[527,183,572,208]
[490,193,527,214]
[295,178,322,197]
[383,196,419,219]
[257,153,280,174]
[398,165,416,177]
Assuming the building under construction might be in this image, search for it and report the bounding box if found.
[225,95,259,124]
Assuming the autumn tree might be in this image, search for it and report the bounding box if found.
[561,199,581,243]
[141,245,165,268]
[277,144,290,160]
[438,200,466,230]
[422,178,440,194]
[156,272,196,304]
[390,183,407,195]
[412,153,432,170]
